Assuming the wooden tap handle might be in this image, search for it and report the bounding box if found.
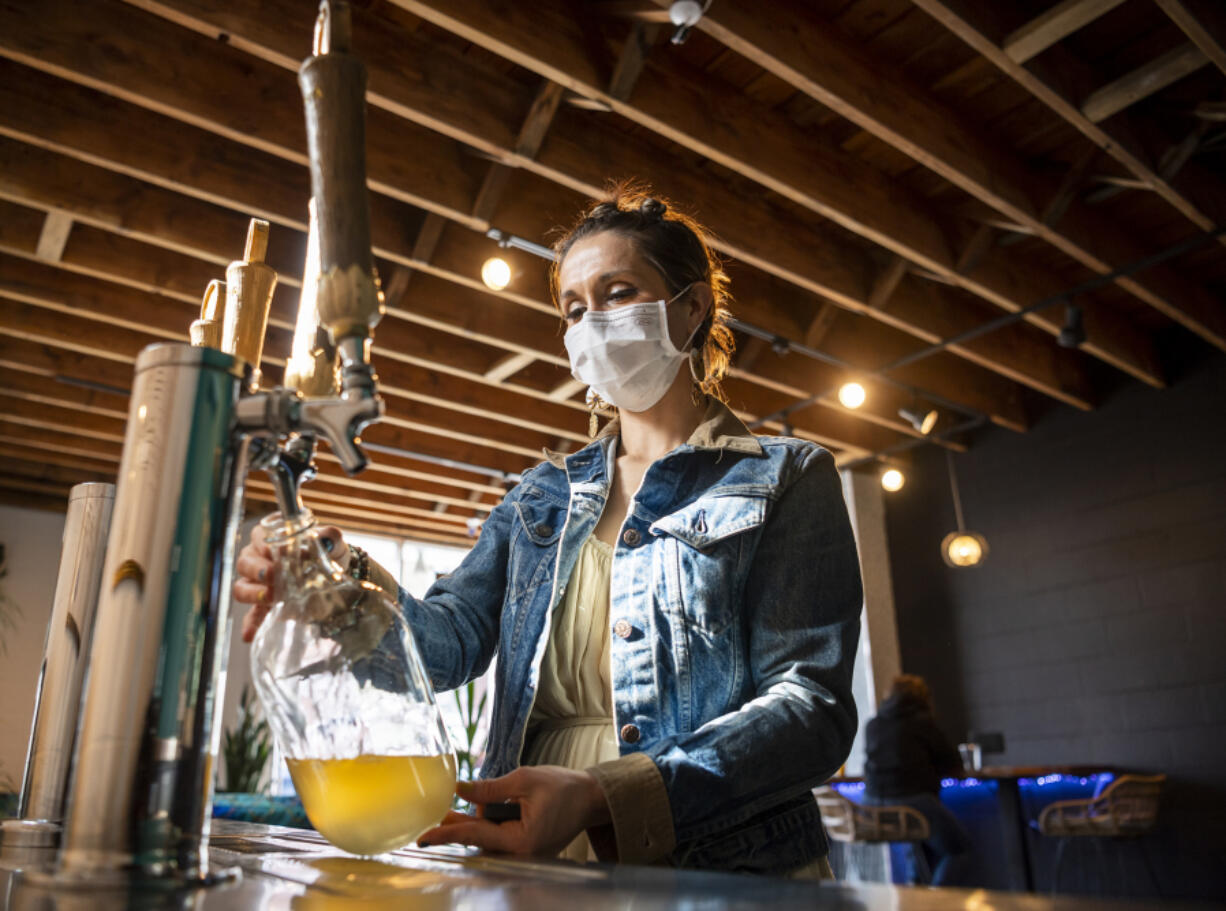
[189,279,226,348]
[222,219,278,372]
[244,219,269,264]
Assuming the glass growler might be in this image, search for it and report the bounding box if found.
[249,511,456,855]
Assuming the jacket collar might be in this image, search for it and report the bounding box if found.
[542,396,763,471]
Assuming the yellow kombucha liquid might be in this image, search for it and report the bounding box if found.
[287,753,457,855]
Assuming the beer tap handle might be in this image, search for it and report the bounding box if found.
[300,1,384,383]
[188,279,226,349]
[284,198,338,399]
[222,218,278,387]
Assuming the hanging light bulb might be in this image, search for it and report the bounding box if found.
[899,406,938,435]
[881,468,905,492]
[942,531,988,567]
[838,381,866,409]
[941,450,988,568]
[481,256,512,291]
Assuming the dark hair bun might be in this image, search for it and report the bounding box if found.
[639,197,667,220]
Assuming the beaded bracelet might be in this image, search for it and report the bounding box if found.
[346,544,371,584]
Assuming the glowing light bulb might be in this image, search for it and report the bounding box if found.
[838,382,866,409]
[942,531,988,568]
[481,257,511,291]
[137,404,148,421]
[881,468,905,492]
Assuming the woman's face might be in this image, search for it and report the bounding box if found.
[557,231,708,350]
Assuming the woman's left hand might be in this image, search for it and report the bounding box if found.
[418,766,611,857]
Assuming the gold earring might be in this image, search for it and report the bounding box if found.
[587,391,607,438]
[689,346,706,405]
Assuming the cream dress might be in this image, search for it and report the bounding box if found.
[522,534,619,863]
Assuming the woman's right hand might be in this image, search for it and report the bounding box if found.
[233,521,347,642]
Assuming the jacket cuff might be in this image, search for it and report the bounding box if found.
[364,555,401,598]
[586,752,676,865]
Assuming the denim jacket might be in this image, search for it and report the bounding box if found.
[397,398,863,874]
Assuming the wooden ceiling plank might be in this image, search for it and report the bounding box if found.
[1002,0,1129,64]
[0,183,905,464]
[664,0,1202,369]
[101,1,1048,423]
[472,79,565,224]
[0,363,509,515]
[0,396,501,513]
[484,351,538,383]
[608,21,660,102]
[909,0,1226,253]
[0,246,593,448]
[1153,0,1226,79]
[0,300,544,478]
[394,0,1165,382]
[1080,43,1210,124]
[34,210,73,262]
[802,303,840,352]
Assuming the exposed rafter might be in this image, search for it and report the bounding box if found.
[111,0,1070,416]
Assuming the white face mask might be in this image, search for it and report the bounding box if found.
[563,285,699,413]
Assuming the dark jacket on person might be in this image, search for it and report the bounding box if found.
[864,693,963,798]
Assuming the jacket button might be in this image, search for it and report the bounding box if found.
[621,528,641,547]
[620,723,641,744]
[613,619,632,639]
[535,523,553,537]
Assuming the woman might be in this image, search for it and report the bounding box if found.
[863,675,970,885]
[234,189,863,876]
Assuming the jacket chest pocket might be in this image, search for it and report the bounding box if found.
[650,491,769,637]
[508,490,565,601]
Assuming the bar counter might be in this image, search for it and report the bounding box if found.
[2,819,1213,911]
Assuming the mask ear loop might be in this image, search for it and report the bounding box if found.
[675,285,712,403]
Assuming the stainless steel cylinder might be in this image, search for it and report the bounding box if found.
[17,483,115,824]
[57,343,249,882]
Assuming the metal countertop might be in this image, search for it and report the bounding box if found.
[0,820,1211,910]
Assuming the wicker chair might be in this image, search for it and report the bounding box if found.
[816,786,932,884]
[1036,774,1165,895]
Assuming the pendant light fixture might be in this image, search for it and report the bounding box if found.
[941,450,988,568]
[899,406,938,435]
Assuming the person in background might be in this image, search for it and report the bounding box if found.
[863,674,970,885]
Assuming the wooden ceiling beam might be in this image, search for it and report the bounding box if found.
[1153,0,1226,79]
[0,255,909,466]
[471,79,566,225]
[0,359,519,514]
[1080,43,1209,124]
[391,0,1170,384]
[669,0,1220,365]
[1002,0,1129,64]
[0,242,592,449]
[119,0,1052,422]
[0,177,912,464]
[0,427,480,544]
[0,410,499,517]
[909,0,1226,257]
[34,210,73,262]
[0,160,929,462]
[608,21,660,102]
[0,298,540,478]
